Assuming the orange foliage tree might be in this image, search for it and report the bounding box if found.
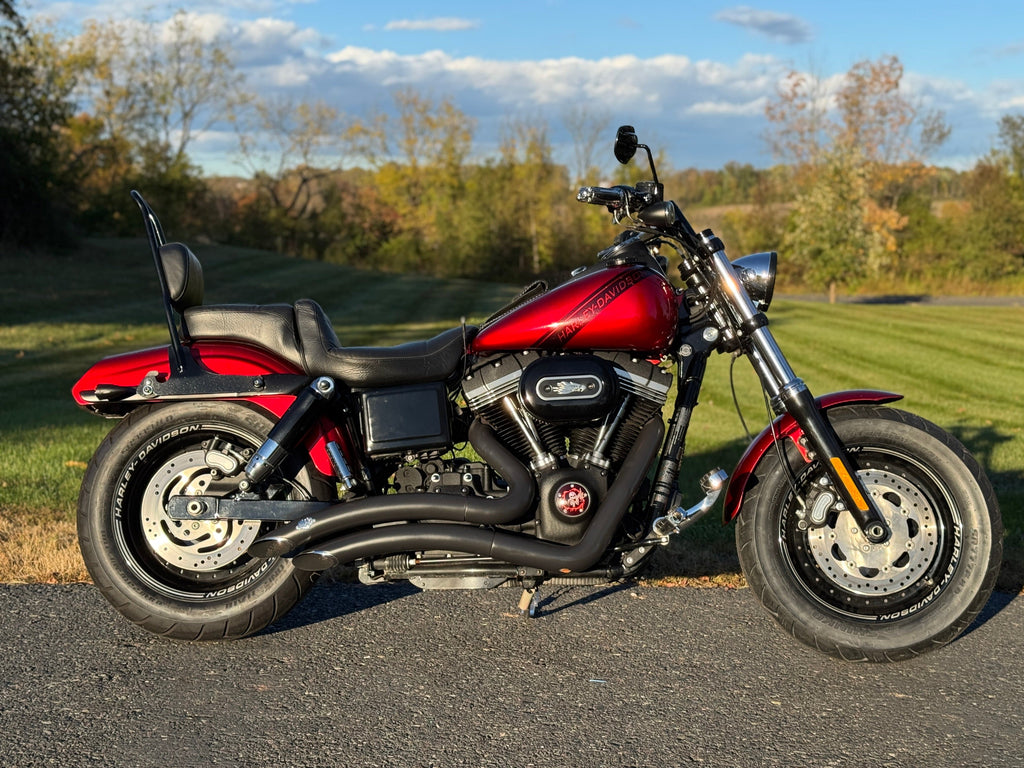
[765,55,948,301]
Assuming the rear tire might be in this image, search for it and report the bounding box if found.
[78,401,330,640]
[736,404,1002,662]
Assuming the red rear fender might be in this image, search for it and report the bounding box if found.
[71,342,347,478]
[72,342,303,405]
[722,390,903,524]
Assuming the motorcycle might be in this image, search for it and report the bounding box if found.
[72,126,1002,661]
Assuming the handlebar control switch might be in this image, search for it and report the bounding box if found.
[634,180,664,203]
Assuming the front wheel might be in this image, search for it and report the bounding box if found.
[736,404,1002,662]
[78,401,331,640]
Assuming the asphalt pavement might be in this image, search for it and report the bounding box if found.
[1,582,1021,768]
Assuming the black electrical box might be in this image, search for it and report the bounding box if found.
[360,382,451,456]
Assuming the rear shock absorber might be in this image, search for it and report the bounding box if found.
[246,377,336,484]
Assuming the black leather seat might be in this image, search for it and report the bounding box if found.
[293,299,476,388]
[184,303,306,371]
[162,243,475,389]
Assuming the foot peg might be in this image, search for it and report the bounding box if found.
[652,468,728,539]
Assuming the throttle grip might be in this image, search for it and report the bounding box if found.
[577,185,628,208]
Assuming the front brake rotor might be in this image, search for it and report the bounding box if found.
[805,468,940,597]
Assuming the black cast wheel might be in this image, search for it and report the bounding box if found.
[736,404,1002,662]
[77,401,331,640]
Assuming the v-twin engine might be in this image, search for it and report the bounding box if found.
[462,351,672,544]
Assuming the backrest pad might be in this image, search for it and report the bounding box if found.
[159,242,204,311]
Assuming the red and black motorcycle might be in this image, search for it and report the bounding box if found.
[73,126,1001,661]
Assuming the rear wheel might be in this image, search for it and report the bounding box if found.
[736,404,1002,662]
[78,401,331,640]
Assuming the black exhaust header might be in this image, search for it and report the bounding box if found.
[290,418,664,574]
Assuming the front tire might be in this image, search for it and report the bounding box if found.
[78,401,330,640]
[736,404,1002,662]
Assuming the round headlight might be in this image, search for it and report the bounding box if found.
[731,251,777,312]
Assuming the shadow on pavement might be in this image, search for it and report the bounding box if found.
[257,578,639,635]
[957,590,1020,647]
[259,580,419,636]
[534,581,635,616]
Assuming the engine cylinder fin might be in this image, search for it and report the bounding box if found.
[463,351,673,472]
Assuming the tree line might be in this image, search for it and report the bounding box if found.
[3,2,1023,295]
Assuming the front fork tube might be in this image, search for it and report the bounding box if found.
[776,382,891,542]
[703,239,891,543]
[747,328,891,544]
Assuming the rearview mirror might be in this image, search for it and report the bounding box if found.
[614,126,638,165]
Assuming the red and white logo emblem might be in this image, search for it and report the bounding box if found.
[554,482,590,517]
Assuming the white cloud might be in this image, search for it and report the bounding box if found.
[158,12,230,43]
[32,6,1001,171]
[687,98,768,117]
[186,15,332,67]
[313,46,801,168]
[237,16,328,49]
[322,47,788,114]
[989,40,1024,59]
[383,18,480,32]
[715,6,813,44]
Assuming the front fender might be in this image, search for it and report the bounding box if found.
[722,390,903,524]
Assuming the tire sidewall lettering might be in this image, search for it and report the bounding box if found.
[203,558,273,599]
[114,423,202,521]
[874,509,963,622]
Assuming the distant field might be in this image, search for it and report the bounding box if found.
[1,239,1021,591]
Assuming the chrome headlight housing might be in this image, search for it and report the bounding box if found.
[731,251,777,312]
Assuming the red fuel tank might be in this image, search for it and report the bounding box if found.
[471,264,679,354]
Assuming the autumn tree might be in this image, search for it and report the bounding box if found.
[233,96,350,258]
[764,68,830,178]
[61,11,241,232]
[0,0,76,245]
[784,145,903,302]
[997,114,1024,183]
[497,120,560,274]
[350,89,475,273]
[950,114,1024,279]
[767,55,948,300]
[68,12,240,166]
[562,104,610,185]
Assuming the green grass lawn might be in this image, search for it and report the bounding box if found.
[1,238,1021,591]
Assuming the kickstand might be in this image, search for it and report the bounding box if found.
[517,586,540,618]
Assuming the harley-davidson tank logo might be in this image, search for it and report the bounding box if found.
[536,374,603,401]
[534,270,651,347]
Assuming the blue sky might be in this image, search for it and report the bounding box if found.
[25,0,1024,174]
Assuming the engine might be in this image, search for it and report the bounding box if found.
[462,351,672,544]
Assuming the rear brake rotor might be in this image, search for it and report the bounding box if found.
[140,449,261,572]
